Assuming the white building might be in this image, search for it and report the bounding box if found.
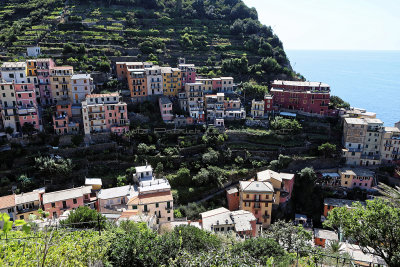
[146,66,163,96]
[1,62,28,84]
[27,46,41,57]
[70,74,94,104]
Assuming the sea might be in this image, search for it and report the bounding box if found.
[286,50,400,126]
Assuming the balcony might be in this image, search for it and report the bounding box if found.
[60,205,70,210]
[89,116,105,121]
[347,147,362,152]
[262,214,270,219]
[16,205,39,214]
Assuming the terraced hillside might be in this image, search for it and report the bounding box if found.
[0,0,300,82]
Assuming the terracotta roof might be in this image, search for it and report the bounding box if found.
[127,191,173,205]
[0,194,15,209]
[120,210,138,218]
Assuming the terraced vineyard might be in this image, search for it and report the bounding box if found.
[0,0,300,82]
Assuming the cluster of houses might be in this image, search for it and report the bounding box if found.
[341,109,400,166]
[0,164,174,226]
[116,59,245,127]
[0,59,129,136]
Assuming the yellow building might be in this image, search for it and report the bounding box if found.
[50,66,73,104]
[15,189,45,221]
[161,67,181,96]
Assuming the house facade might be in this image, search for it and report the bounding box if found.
[270,80,331,116]
[159,96,174,122]
[70,74,94,104]
[50,66,73,104]
[82,93,129,135]
[42,186,92,219]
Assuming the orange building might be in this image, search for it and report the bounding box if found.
[314,228,338,248]
[127,69,147,100]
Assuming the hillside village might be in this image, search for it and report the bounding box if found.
[0,50,399,266]
[0,0,399,266]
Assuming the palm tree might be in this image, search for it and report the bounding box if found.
[377,182,400,207]
[326,240,343,254]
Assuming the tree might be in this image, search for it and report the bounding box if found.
[96,61,111,73]
[116,175,127,186]
[330,95,350,109]
[17,174,32,190]
[318,142,336,158]
[324,199,400,266]
[193,168,210,185]
[34,156,73,177]
[270,116,302,134]
[264,220,312,254]
[60,206,106,229]
[231,237,285,264]
[292,168,317,215]
[21,122,35,135]
[175,167,191,186]
[155,162,164,176]
[202,148,219,165]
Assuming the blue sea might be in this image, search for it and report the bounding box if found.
[286,50,400,126]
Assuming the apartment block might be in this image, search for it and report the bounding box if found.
[205,93,225,123]
[224,96,246,120]
[196,78,213,94]
[98,185,135,213]
[15,188,45,220]
[251,99,265,118]
[342,117,399,166]
[227,169,294,228]
[43,186,92,219]
[127,178,174,224]
[0,81,18,131]
[15,83,41,130]
[1,62,28,84]
[200,207,257,237]
[50,66,73,104]
[128,68,147,100]
[162,67,181,96]
[159,96,173,122]
[185,82,205,122]
[116,62,153,81]
[380,126,400,164]
[270,80,331,116]
[70,74,94,104]
[36,58,55,105]
[339,168,374,190]
[53,101,79,135]
[146,66,163,96]
[178,63,196,88]
[82,93,129,135]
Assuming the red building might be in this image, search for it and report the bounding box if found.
[270,80,331,116]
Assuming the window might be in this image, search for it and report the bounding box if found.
[132,205,137,209]
[51,203,55,208]
[167,217,170,221]
[73,198,77,204]
[144,205,148,212]
[156,203,159,208]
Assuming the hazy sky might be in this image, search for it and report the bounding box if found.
[242,0,400,50]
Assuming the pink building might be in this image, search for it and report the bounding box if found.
[212,78,222,92]
[14,83,41,130]
[178,63,196,88]
[159,96,174,122]
[270,80,331,116]
[36,58,55,105]
[42,186,92,219]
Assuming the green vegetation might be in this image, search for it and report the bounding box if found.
[330,95,350,109]
[1,218,350,266]
[0,0,299,81]
[318,142,336,158]
[270,116,302,134]
[324,199,400,266]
